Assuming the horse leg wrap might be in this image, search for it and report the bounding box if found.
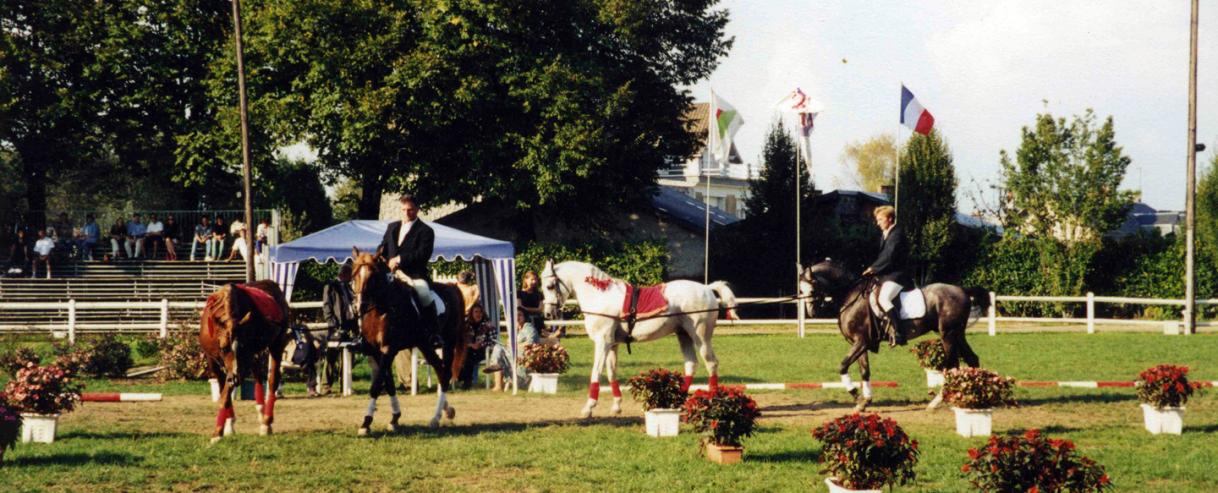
[708,374,719,390]
[254,381,265,406]
[840,374,854,389]
[360,415,373,430]
[588,381,601,400]
[215,407,229,428]
[610,380,622,398]
[390,395,402,415]
[861,381,873,399]
[681,375,693,393]
[365,397,378,418]
[264,394,276,417]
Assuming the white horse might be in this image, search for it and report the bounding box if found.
[539,260,739,418]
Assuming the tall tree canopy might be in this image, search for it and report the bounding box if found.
[999,110,1135,242]
[839,133,896,192]
[896,129,957,283]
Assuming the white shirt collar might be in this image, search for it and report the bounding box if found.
[882,224,894,239]
[398,219,417,245]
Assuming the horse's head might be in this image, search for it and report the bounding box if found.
[350,246,386,312]
[539,259,568,320]
[800,258,856,313]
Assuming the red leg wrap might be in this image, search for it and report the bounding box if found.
[610,380,622,398]
[708,374,719,391]
[253,381,265,406]
[681,375,693,393]
[216,407,228,428]
[264,394,276,417]
[588,381,600,400]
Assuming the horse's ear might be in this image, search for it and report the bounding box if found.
[352,246,360,259]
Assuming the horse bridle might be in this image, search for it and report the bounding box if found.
[541,266,571,316]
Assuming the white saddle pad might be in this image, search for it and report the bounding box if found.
[869,288,927,320]
[430,290,446,317]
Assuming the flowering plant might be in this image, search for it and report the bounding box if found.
[683,387,760,446]
[518,343,570,374]
[50,341,92,377]
[3,363,84,415]
[627,368,687,411]
[910,339,949,371]
[963,429,1112,492]
[0,395,20,459]
[0,347,41,377]
[811,413,919,490]
[158,329,210,381]
[1136,364,1196,409]
[943,367,1018,410]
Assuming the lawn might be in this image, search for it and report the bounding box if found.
[2,331,1217,492]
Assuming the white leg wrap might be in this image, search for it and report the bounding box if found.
[840,373,853,389]
[862,381,873,399]
[365,397,377,417]
[433,389,447,419]
[390,395,402,415]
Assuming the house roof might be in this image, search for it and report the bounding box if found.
[651,187,739,230]
[685,103,744,164]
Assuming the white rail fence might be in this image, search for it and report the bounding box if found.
[0,294,1214,343]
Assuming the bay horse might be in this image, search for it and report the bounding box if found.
[799,259,988,410]
[350,247,463,434]
[199,281,291,443]
[539,260,739,418]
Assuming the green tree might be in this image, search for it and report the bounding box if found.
[896,129,957,283]
[840,134,896,192]
[1196,153,1218,263]
[999,110,1136,242]
[744,119,813,223]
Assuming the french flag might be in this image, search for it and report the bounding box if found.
[900,85,935,135]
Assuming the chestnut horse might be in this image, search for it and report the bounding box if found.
[350,247,463,433]
[199,281,291,443]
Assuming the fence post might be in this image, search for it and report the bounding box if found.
[341,347,353,396]
[159,298,170,338]
[68,299,77,345]
[797,295,806,338]
[410,349,419,396]
[987,292,997,336]
[1086,292,1095,334]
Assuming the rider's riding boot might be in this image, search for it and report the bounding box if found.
[419,302,444,348]
[886,305,906,347]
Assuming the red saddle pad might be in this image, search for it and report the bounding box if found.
[622,283,668,319]
[236,284,285,325]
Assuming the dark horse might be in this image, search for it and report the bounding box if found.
[199,281,291,443]
[799,260,988,410]
[350,247,464,434]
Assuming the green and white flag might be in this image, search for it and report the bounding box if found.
[708,90,743,166]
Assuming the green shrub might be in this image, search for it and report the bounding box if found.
[134,336,160,359]
[0,346,41,377]
[84,335,134,378]
[515,239,668,285]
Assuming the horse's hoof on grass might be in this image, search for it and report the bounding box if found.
[610,404,622,415]
[386,423,397,433]
[853,397,872,412]
[579,407,593,419]
[428,419,440,429]
[445,406,456,420]
[357,427,369,437]
[259,424,271,436]
[209,436,222,445]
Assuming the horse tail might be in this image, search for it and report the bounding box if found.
[708,281,739,320]
[964,287,991,321]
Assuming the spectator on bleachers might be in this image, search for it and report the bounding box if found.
[76,214,99,261]
[255,218,271,255]
[125,213,147,259]
[108,217,127,260]
[190,215,212,261]
[162,215,180,261]
[226,219,248,261]
[31,229,55,279]
[146,213,164,259]
[51,212,73,254]
[6,229,30,277]
[210,216,227,261]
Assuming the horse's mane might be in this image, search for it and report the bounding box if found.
[558,261,621,284]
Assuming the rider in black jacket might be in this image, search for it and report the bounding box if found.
[862,205,912,347]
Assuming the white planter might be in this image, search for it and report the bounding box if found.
[528,373,559,394]
[644,409,681,437]
[952,407,993,437]
[20,413,60,444]
[824,477,882,493]
[1141,403,1184,435]
[925,369,945,388]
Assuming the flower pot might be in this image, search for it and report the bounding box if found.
[705,442,743,464]
[1141,403,1184,435]
[925,369,944,388]
[952,407,992,437]
[824,477,882,493]
[20,413,59,444]
[644,409,681,437]
[528,373,559,394]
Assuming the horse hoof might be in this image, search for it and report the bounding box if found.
[853,397,872,413]
[209,435,223,445]
[386,423,398,433]
[847,387,859,399]
[428,419,440,429]
[445,406,456,420]
[357,427,370,437]
[927,393,944,411]
[259,424,271,436]
[579,407,593,419]
[610,404,622,415]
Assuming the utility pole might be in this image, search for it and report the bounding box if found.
[231,0,255,283]
[1184,0,1200,334]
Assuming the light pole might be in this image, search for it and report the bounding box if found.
[231,0,255,283]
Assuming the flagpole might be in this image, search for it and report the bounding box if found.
[704,168,712,284]
[704,89,715,284]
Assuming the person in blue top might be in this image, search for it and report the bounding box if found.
[77,214,100,261]
[125,213,147,259]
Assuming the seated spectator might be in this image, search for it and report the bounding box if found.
[7,229,30,277]
[226,219,248,261]
[125,213,147,259]
[162,215,180,261]
[255,218,271,255]
[145,213,164,259]
[76,214,99,261]
[108,217,127,259]
[458,304,495,390]
[482,307,556,391]
[51,212,73,254]
[210,216,227,260]
[190,215,212,261]
[31,229,55,279]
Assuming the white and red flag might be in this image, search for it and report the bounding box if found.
[776,87,823,137]
[900,85,935,135]
[708,90,744,165]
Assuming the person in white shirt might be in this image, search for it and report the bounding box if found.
[145,213,165,259]
[226,219,248,261]
[31,229,56,279]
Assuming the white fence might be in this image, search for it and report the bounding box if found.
[0,294,1214,343]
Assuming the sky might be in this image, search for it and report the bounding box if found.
[687,1,1218,212]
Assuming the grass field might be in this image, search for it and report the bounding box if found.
[3,331,1218,492]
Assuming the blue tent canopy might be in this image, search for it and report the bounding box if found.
[269,219,514,264]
